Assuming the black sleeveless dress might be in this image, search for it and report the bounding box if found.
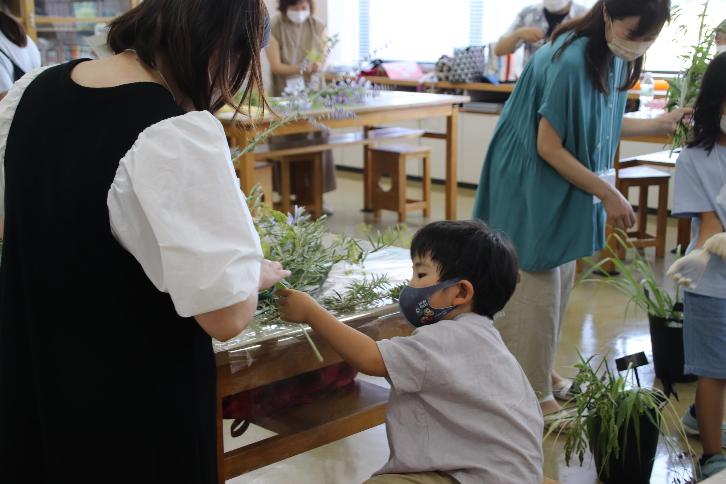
[0,61,218,483]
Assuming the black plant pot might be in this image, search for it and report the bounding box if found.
[648,310,698,385]
[589,411,660,483]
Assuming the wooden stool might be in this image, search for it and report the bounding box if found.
[617,165,671,258]
[277,152,324,219]
[370,144,431,223]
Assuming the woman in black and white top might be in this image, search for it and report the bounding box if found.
[0,4,40,98]
[0,1,288,482]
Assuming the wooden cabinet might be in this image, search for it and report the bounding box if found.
[6,0,140,64]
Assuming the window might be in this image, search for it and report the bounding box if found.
[326,0,726,73]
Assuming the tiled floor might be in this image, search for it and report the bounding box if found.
[227,171,724,483]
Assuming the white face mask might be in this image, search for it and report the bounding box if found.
[543,0,570,12]
[287,8,310,24]
[607,19,654,61]
[721,114,726,134]
[717,44,726,55]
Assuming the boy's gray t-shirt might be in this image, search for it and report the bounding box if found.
[672,145,726,300]
[375,313,544,484]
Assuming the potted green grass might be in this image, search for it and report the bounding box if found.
[581,232,696,397]
[548,352,694,483]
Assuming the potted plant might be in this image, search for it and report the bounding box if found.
[666,0,715,150]
[549,352,694,483]
[581,232,696,398]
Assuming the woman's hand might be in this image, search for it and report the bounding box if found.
[516,27,546,44]
[656,108,693,135]
[277,288,321,324]
[602,187,636,230]
[258,259,291,291]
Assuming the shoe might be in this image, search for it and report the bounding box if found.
[323,201,334,216]
[552,378,578,402]
[681,405,726,449]
[700,454,726,480]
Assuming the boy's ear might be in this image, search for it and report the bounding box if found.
[451,280,474,306]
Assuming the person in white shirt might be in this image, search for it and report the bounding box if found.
[495,0,588,65]
[0,5,40,98]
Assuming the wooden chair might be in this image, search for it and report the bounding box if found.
[616,163,671,258]
[277,151,325,219]
[370,144,432,223]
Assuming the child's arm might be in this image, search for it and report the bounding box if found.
[278,289,388,378]
[695,211,724,248]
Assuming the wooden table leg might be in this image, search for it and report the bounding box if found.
[677,218,692,253]
[363,126,373,211]
[236,129,257,196]
[656,180,669,258]
[445,108,459,220]
[280,157,292,215]
[312,153,323,219]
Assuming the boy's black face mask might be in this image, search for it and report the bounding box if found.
[397,279,461,327]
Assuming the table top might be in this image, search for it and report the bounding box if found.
[625,149,681,167]
[217,90,471,124]
[212,247,412,356]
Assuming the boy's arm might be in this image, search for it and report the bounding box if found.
[278,289,388,377]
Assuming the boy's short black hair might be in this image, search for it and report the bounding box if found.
[410,220,519,319]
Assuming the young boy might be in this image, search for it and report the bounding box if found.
[278,220,544,483]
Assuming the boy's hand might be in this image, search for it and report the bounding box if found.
[278,288,322,324]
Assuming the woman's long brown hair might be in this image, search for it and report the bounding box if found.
[552,0,670,95]
[0,8,27,47]
[107,0,269,115]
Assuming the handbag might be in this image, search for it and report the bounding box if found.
[447,46,487,83]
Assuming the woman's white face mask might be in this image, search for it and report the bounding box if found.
[717,44,726,55]
[543,0,570,12]
[287,7,310,24]
[606,17,655,62]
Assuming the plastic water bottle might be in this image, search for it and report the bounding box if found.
[640,72,655,112]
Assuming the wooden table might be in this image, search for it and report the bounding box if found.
[212,248,413,483]
[218,91,470,220]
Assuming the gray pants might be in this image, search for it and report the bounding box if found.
[494,262,577,401]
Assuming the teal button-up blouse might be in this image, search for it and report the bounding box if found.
[473,34,628,272]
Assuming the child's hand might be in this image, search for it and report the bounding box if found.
[277,288,322,324]
[667,249,710,288]
[704,233,726,260]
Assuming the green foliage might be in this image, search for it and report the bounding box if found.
[320,274,397,315]
[247,186,404,324]
[667,1,715,149]
[547,352,692,480]
[580,231,681,320]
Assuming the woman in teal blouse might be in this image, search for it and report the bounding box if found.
[474,0,689,417]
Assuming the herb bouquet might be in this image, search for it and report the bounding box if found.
[247,187,406,329]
